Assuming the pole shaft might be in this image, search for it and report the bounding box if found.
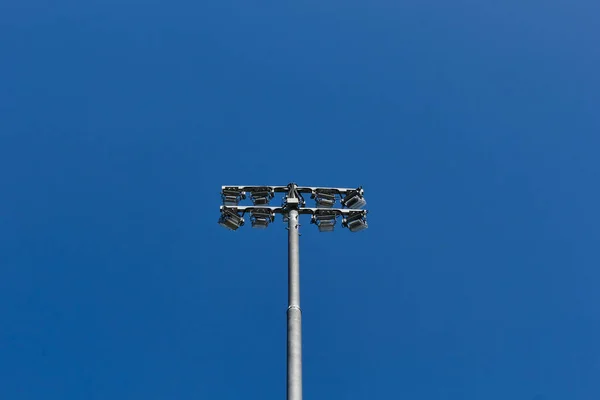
[287,209,302,400]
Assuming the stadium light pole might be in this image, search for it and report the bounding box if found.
[218,183,368,400]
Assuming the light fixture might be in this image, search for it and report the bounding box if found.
[217,183,369,400]
[249,187,275,205]
[342,211,368,232]
[221,187,246,206]
[312,190,336,208]
[218,208,245,230]
[311,210,337,232]
[341,188,366,209]
[250,209,275,229]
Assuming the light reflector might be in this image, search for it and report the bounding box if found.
[221,187,246,206]
[249,187,275,205]
[311,211,337,232]
[312,190,336,208]
[343,211,368,232]
[250,209,275,229]
[341,188,366,209]
[218,209,245,230]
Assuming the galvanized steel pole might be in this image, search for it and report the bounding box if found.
[287,207,302,400]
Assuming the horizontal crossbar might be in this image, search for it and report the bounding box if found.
[221,185,360,195]
[220,206,368,216]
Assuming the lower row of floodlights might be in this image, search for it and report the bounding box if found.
[218,208,368,233]
[221,186,366,209]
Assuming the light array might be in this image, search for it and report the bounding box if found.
[218,184,368,232]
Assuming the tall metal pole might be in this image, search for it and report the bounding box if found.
[287,207,302,400]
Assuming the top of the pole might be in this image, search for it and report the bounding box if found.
[219,182,368,232]
[287,182,298,198]
[283,183,301,213]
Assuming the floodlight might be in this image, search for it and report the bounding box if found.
[221,187,246,206]
[250,209,275,229]
[218,209,245,230]
[311,211,337,232]
[249,187,275,205]
[341,188,366,209]
[312,190,336,208]
[342,211,368,232]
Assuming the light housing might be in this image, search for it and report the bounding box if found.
[312,190,336,208]
[221,187,246,206]
[218,208,245,230]
[250,208,275,229]
[341,188,366,209]
[342,211,368,232]
[249,187,275,205]
[311,210,337,232]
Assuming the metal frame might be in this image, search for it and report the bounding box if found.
[218,183,368,400]
[219,205,367,218]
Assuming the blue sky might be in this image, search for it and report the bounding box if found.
[1,1,599,399]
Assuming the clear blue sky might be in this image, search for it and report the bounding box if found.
[1,1,599,399]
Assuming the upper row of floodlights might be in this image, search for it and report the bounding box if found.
[221,186,367,209]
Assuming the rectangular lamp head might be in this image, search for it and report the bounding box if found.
[312,212,337,232]
[343,212,368,232]
[221,188,246,206]
[249,188,274,205]
[342,188,367,209]
[250,209,274,229]
[317,220,336,232]
[313,190,336,208]
[218,209,245,231]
